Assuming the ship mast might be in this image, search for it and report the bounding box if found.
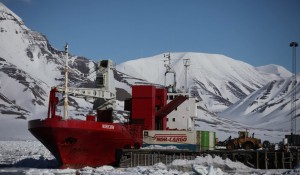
[164,53,177,93]
[183,58,190,93]
[64,43,69,120]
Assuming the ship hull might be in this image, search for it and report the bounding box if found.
[28,117,134,168]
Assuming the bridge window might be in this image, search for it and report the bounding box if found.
[96,74,105,87]
[100,60,108,68]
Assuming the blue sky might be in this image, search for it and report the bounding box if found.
[3,0,300,71]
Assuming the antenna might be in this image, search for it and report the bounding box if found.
[164,53,171,62]
[183,58,190,93]
[163,53,171,72]
[63,43,69,120]
[290,41,298,135]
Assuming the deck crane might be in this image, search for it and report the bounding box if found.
[48,44,116,119]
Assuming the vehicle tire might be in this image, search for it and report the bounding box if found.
[226,142,235,150]
[244,142,254,150]
[263,140,270,148]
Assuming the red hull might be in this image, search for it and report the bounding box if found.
[28,117,134,168]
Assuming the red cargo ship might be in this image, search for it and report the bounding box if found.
[29,86,186,168]
[28,46,187,168]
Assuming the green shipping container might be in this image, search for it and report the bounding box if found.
[197,131,216,151]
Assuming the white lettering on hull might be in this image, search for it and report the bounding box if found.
[102,124,114,130]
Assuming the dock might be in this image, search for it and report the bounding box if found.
[118,149,300,169]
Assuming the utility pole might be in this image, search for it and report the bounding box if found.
[290,41,298,135]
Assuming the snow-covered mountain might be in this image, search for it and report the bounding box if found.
[0,2,96,119]
[0,3,295,142]
[117,53,285,113]
[116,53,295,141]
[220,75,300,133]
[0,3,98,140]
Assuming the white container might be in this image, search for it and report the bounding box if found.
[143,130,215,151]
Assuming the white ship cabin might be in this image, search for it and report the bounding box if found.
[166,92,197,131]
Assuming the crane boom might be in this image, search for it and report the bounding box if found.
[55,59,116,110]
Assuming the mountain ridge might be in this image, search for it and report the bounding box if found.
[255,64,292,78]
[117,52,288,113]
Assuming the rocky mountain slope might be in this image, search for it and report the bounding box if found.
[220,75,300,132]
[0,3,96,119]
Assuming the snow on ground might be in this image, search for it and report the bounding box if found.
[0,141,299,175]
[0,140,55,168]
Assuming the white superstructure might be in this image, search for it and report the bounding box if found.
[163,54,197,130]
[166,93,197,130]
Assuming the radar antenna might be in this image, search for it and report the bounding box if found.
[163,53,176,93]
